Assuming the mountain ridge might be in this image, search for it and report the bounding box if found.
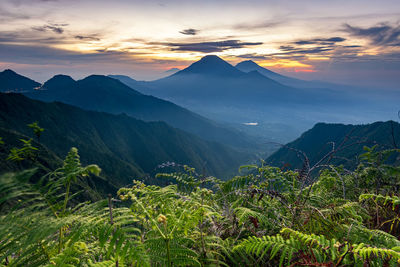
[13,72,258,150]
[266,121,400,170]
[171,55,244,77]
[0,69,41,92]
[0,93,251,185]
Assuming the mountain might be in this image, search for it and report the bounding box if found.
[0,69,41,93]
[0,93,251,186]
[266,121,400,170]
[22,73,256,150]
[235,60,374,92]
[143,55,309,107]
[236,60,308,88]
[163,68,181,75]
[174,55,244,77]
[127,55,371,142]
[107,74,149,92]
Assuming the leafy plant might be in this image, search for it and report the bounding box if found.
[2,145,400,266]
[28,121,44,144]
[7,138,38,162]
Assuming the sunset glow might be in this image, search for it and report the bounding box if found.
[0,0,399,87]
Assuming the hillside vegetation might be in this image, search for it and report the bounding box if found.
[0,93,250,186]
[23,73,257,150]
[1,122,400,266]
[267,121,400,170]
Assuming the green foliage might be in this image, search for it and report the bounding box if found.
[28,121,44,143]
[267,121,400,171]
[1,146,400,266]
[234,228,400,266]
[0,93,249,186]
[7,138,38,162]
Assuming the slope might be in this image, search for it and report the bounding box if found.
[22,73,255,150]
[0,127,117,195]
[133,55,368,142]
[0,69,41,93]
[266,121,400,170]
[0,93,250,186]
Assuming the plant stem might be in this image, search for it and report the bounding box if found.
[58,227,63,253]
[59,180,71,253]
[165,238,171,267]
[62,180,71,215]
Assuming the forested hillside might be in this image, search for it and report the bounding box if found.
[1,132,400,266]
[1,95,399,267]
[21,73,257,150]
[0,93,250,186]
[267,121,400,170]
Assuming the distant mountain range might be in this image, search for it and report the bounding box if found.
[2,55,397,146]
[0,93,251,186]
[109,55,396,142]
[146,55,299,105]
[236,60,345,90]
[0,69,257,150]
[266,121,400,170]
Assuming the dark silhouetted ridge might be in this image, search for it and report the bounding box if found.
[42,75,75,89]
[236,60,284,78]
[174,55,243,77]
[267,121,400,170]
[0,69,41,92]
[0,92,249,184]
[25,73,255,150]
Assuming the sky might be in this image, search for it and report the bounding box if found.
[1,0,400,88]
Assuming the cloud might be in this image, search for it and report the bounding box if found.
[294,37,346,45]
[75,35,101,41]
[0,7,30,21]
[236,53,267,60]
[344,22,400,46]
[235,42,364,63]
[6,0,58,5]
[179,28,198,35]
[233,20,283,30]
[32,23,68,34]
[0,43,188,67]
[0,31,68,45]
[157,40,263,53]
[278,45,333,54]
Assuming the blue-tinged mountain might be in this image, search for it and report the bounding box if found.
[107,74,150,92]
[144,55,352,107]
[267,121,400,170]
[143,55,306,105]
[236,60,313,88]
[0,69,41,93]
[163,68,181,76]
[236,60,400,113]
[20,73,255,150]
[235,60,383,92]
[119,55,371,142]
[0,93,250,186]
